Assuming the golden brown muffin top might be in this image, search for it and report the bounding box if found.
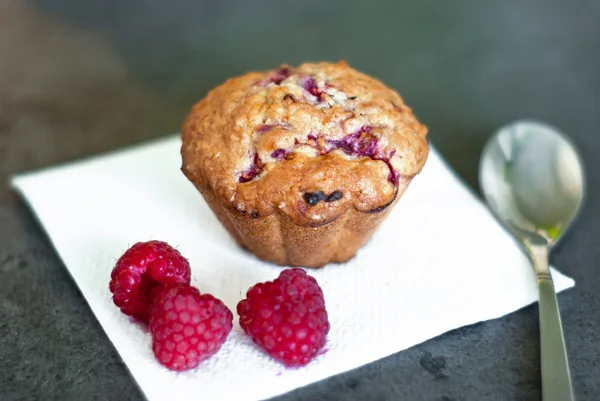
[181,61,428,226]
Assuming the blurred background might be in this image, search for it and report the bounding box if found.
[3,0,598,191]
[1,0,599,400]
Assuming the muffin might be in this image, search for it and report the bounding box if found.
[181,61,428,268]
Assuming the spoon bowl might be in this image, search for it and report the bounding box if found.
[479,119,585,401]
[479,119,585,247]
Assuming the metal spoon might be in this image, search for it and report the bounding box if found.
[479,119,584,401]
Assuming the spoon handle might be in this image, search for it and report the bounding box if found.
[529,244,574,401]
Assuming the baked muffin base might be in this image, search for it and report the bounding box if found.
[195,178,411,268]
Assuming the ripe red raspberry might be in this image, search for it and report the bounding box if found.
[109,241,191,322]
[237,268,329,367]
[150,284,233,371]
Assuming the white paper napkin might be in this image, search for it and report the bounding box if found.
[11,135,574,401]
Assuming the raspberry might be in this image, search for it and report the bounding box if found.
[238,153,264,183]
[302,77,324,102]
[237,268,330,367]
[325,127,399,186]
[109,241,191,323]
[150,284,233,371]
[271,148,288,159]
[269,67,292,85]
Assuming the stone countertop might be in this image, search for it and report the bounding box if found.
[1,0,599,400]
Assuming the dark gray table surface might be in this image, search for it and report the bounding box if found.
[1,0,599,400]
